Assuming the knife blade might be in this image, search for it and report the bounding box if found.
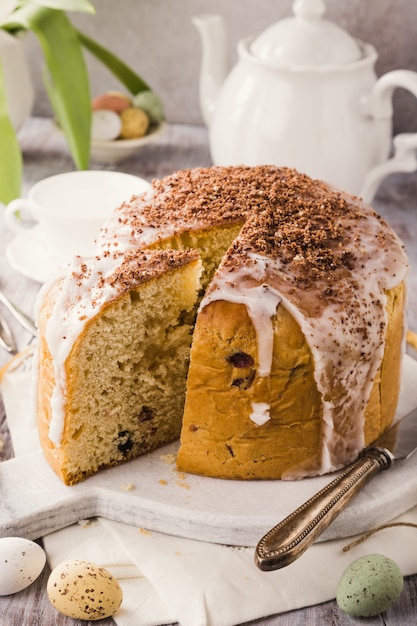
[255,405,417,571]
[0,313,17,354]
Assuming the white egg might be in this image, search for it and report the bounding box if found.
[0,536,46,595]
[91,109,122,141]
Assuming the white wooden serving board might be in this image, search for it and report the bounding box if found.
[1,356,417,548]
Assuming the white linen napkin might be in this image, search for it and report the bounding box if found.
[2,350,417,626]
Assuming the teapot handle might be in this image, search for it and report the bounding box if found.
[361,70,417,201]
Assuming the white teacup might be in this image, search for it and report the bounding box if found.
[4,171,149,261]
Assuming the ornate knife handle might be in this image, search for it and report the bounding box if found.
[255,447,393,571]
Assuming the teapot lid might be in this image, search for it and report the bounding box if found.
[249,0,362,66]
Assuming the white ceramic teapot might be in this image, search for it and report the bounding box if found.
[194,0,417,201]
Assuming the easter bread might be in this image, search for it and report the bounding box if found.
[36,166,408,484]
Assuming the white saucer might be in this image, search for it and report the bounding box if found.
[6,231,68,283]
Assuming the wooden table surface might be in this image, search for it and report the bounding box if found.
[1,118,417,625]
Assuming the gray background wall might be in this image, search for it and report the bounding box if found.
[26,0,417,134]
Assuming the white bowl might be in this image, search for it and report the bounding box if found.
[90,122,167,164]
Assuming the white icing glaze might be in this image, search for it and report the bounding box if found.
[250,402,271,425]
[36,254,121,445]
[202,267,282,378]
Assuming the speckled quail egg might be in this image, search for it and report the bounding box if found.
[47,559,123,620]
[0,536,46,595]
[336,553,404,617]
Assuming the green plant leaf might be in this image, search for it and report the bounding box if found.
[17,0,95,14]
[7,4,91,169]
[0,0,95,31]
[0,58,22,204]
[77,29,151,95]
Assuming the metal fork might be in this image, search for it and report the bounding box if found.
[0,313,17,354]
[0,291,37,337]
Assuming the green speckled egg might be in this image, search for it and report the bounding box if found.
[336,554,403,617]
[133,90,165,124]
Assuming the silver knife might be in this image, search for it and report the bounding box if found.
[0,313,17,354]
[255,405,417,571]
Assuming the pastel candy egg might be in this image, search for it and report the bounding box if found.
[47,559,123,620]
[92,91,131,113]
[0,536,46,595]
[336,554,404,617]
[120,107,150,139]
[133,90,165,124]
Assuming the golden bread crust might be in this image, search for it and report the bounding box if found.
[177,282,405,479]
[177,300,322,478]
[37,280,66,482]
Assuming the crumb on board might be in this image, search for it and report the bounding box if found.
[160,453,176,465]
[175,471,190,490]
[78,518,92,528]
[120,483,135,491]
[159,478,168,485]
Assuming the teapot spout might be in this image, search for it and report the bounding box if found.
[193,14,228,127]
